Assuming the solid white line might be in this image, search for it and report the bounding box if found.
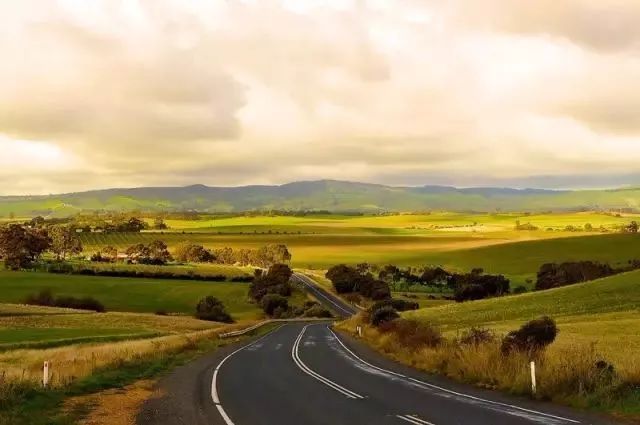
[293,274,353,316]
[291,325,365,399]
[211,325,285,424]
[327,327,580,424]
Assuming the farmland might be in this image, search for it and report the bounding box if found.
[75,212,640,288]
[0,271,262,319]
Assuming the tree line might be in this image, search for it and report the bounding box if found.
[0,223,82,269]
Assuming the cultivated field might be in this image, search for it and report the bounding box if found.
[76,212,640,288]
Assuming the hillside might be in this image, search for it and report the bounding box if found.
[3,180,640,216]
[405,270,640,328]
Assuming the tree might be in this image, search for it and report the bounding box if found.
[102,245,118,261]
[49,225,83,260]
[147,240,172,264]
[0,224,50,269]
[501,316,558,356]
[173,242,214,263]
[248,264,293,301]
[260,294,289,316]
[195,296,233,323]
[153,217,168,230]
[626,221,639,233]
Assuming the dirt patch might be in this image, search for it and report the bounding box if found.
[64,380,161,425]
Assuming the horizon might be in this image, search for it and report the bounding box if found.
[3,178,640,198]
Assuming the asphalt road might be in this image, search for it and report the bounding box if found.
[137,322,617,425]
[291,272,358,317]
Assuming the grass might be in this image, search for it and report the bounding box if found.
[338,270,640,418]
[0,270,262,319]
[0,322,279,425]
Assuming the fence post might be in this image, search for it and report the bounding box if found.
[530,361,536,395]
[43,361,50,388]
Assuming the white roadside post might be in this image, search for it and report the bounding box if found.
[530,361,536,395]
[43,361,50,388]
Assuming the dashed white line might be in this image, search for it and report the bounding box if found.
[397,414,436,425]
[292,324,365,399]
[327,326,580,424]
[211,324,285,425]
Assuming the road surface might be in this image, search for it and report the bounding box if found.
[138,322,616,425]
[291,272,358,317]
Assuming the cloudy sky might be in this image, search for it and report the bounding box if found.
[2,0,640,195]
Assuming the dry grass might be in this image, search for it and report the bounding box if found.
[337,316,640,417]
[0,327,225,388]
[63,380,158,425]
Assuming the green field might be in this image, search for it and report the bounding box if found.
[405,270,640,364]
[0,271,262,319]
[79,213,640,289]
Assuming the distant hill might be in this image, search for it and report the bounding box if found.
[2,180,640,216]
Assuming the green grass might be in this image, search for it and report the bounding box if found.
[404,270,640,364]
[0,271,261,319]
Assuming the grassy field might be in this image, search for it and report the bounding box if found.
[405,270,640,366]
[0,271,262,319]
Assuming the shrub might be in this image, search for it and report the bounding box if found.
[460,327,495,345]
[303,305,332,318]
[260,294,289,316]
[370,306,399,326]
[501,316,557,355]
[24,289,105,312]
[379,318,442,349]
[513,285,527,294]
[195,296,233,323]
[536,261,615,290]
[369,298,419,313]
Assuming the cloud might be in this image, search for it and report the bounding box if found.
[1,0,640,195]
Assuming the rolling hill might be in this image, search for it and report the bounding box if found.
[3,180,640,216]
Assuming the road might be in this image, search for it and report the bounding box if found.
[137,276,617,425]
[291,272,358,317]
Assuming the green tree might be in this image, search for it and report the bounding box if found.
[49,225,83,260]
[0,224,50,269]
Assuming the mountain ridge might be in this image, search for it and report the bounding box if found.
[2,179,640,216]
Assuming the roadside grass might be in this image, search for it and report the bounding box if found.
[0,271,262,319]
[338,270,640,418]
[0,323,279,425]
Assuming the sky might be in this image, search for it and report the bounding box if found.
[2,0,640,195]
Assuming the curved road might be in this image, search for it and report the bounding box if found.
[138,321,616,425]
[291,272,358,317]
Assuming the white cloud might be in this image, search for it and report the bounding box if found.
[1,0,640,194]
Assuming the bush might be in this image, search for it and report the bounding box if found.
[195,296,233,323]
[303,304,332,318]
[370,306,399,326]
[378,318,442,349]
[536,261,615,290]
[260,294,289,316]
[460,327,495,345]
[369,298,419,313]
[24,289,105,312]
[501,316,557,355]
[513,285,527,294]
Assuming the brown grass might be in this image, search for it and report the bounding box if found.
[64,380,158,425]
[337,316,640,418]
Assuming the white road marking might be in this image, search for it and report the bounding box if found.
[211,325,286,425]
[327,326,580,424]
[397,415,436,425]
[292,273,354,316]
[291,325,365,399]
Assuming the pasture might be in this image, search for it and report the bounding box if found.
[405,270,640,364]
[79,212,640,288]
[0,271,262,319]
